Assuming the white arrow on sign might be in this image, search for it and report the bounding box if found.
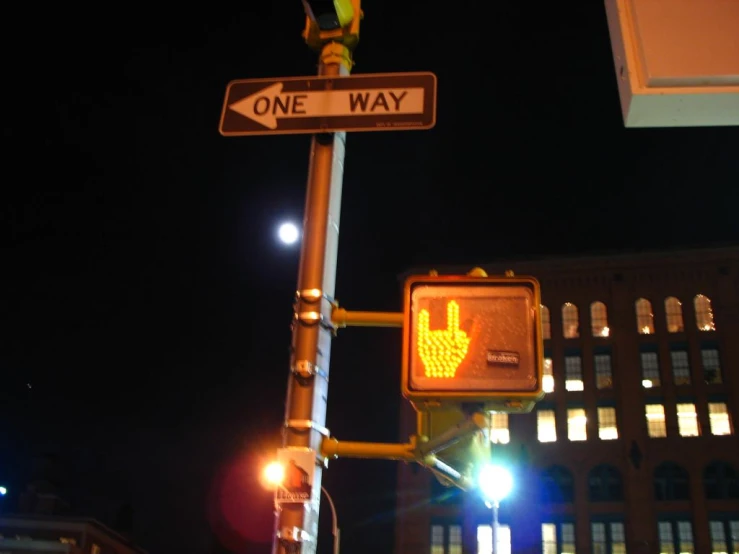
[229,82,425,129]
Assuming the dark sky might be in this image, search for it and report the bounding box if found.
[1,2,738,554]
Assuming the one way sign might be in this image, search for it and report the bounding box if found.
[219,72,437,136]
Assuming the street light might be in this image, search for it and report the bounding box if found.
[263,462,340,554]
[478,465,513,554]
[0,486,6,496]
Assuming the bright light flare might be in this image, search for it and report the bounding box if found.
[278,222,300,245]
[263,461,285,488]
[0,486,6,496]
[478,465,513,503]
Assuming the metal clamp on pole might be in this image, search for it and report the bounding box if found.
[294,311,337,331]
[296,288,325,303]
[291,360,328,380]
[285,419,330,438]
[276,527,313,554]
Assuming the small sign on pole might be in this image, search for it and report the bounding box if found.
[275,447,316,504]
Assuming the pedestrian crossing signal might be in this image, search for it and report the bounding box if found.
[401,273,544,412]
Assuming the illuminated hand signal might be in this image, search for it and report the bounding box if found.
[417,300,471,378]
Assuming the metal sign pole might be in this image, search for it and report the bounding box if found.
[274,42,352,554]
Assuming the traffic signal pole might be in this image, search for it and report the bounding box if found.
[276,41,352,554]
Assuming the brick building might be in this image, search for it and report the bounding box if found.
[394,246,739,554]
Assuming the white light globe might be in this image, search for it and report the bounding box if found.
[478,465,513,503]
[278,222,300,245]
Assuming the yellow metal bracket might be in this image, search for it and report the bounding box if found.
[331,306,403,328]
[320,411,489,490]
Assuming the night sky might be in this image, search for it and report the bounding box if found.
[2,3,738,554]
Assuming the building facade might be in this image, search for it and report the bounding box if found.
[394,247,739,554]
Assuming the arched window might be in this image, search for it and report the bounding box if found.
[704,461,739,499]
[541,305,551,340]
[562,303,579,339]
[664,297,684,333]
[540,465,574,503]
[635,298,655,334]
[654,462,690,500]
[694,294,716,331]
[588,465,623,501]
[590,301,609,337]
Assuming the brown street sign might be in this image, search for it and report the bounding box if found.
[219,72,437,136]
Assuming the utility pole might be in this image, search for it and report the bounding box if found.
[274,5,357,553]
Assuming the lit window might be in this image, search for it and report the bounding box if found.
[592,522,626,554]
[659,521,695,554]
[640,351,660,388]
[541,523,576,554]
[431,524,462,554]
[60,538,77,545]
[708,402,732,435]
[541,305,551,340]
[677,403,700,437]
[449,525,462,554]
[665,297,684,333]
[431,525,444,554]
[476,524,511,554]
[538,410,557,443]
[562,523,576,553]
[567,408,587,441]
[490,412,509,444]
[709,520,739,554]
[590,301,609,337]
[646,404,667,437]
[635,298,654,334]
[709,521,727,554]
[670,349,691,385]
[594,353,613,389]
[658,522,675,554]
[694,294,716,331]
[597,407,618,440]
[701,348,722,384]
[542,523,557,554]
[543,357,554,393]
[565,355,583,391]
[678,521,694,554]
[562,303,579,339]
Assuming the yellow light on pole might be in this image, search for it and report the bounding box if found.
[263,461,285,488]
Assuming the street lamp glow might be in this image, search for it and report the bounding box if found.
[478,465,513,504]
[263,461,285,487]
[0,486,7,496]
[278,222,300,245]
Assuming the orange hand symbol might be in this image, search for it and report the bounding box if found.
[417,300,471,378]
